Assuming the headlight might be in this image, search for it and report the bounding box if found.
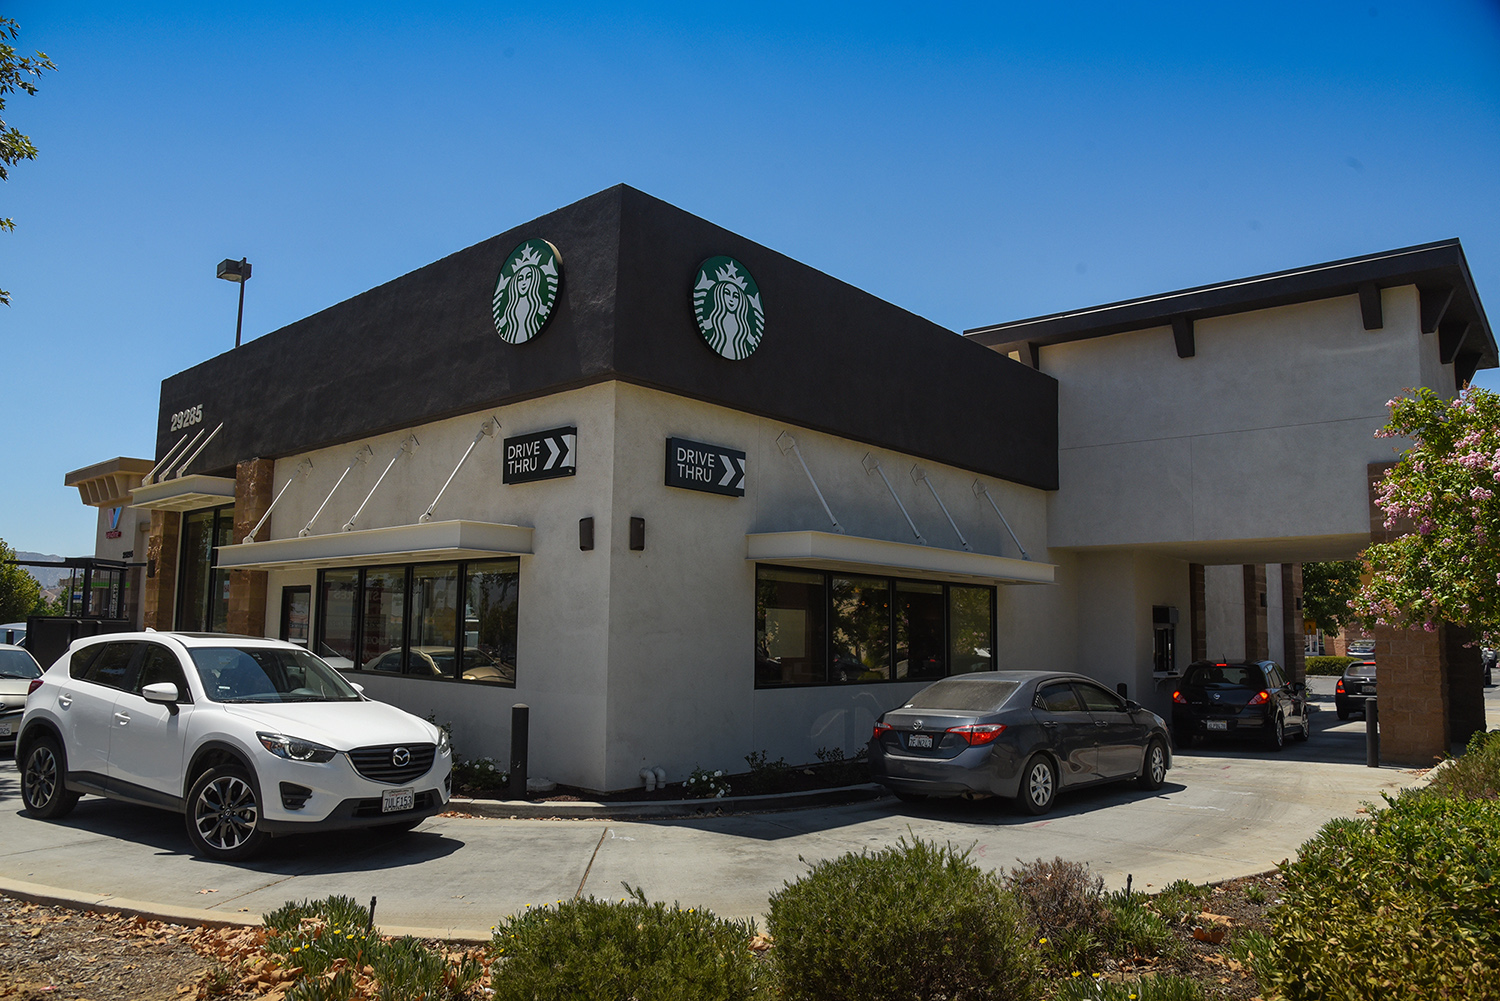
[437,727,452,757]
[257,732,338,763]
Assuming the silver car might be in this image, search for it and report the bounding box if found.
[868,671,1172,814]
[0,644,43,754]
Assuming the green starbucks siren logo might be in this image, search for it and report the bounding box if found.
[692,256,765,360]
[492,239,563,344]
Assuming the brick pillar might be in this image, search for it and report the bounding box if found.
[1189,563,1207,662]
[1242,564,1268,661]
[1281,563,1305,683]
[1445,625,1487,748]
[142,509,180,630]
[227,458,273,637]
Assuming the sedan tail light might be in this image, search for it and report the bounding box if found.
[872,721,892,739]
[1172,690,1188,704]
[1335,679,1345,695]
[1246,690,1271,707]
[27,678,43,696]
[946,723,1006,746]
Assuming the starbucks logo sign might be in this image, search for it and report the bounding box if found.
[692,256,765,360]
[492,239,563,344]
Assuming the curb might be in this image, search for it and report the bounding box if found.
[447,782,887,819]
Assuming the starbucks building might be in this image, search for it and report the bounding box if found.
[62,185,1496,788]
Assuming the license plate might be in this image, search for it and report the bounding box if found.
[0,722,10,737]
[1361,685,1376,695]
[382,787,415,813]
[907,733,933,749]
[1207,720,1228,731]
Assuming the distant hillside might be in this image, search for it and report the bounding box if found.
[13,552,68,589]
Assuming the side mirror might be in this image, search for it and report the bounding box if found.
[142,682,180,715]
[1124,699,1142,712]
[351,682,366,695]
[1292,682,1307,694]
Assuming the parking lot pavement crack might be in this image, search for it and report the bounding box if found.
[575,827,610,900]
[0,837,109,859]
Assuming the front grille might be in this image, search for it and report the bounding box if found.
[347,743,437,784]
[352,790,437,818]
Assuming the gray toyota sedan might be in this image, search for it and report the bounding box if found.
[868,671,1172,814]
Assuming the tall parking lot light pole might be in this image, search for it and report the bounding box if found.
[216,257,252,347]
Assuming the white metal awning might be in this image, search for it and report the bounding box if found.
[129,474,238,512]
[746,531,1054,585]
[216,519,533,572]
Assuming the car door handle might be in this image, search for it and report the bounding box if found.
[58,694,72,709]
[114,712,130,726]
[1042,720,1057,727]
[1095,721,1108,727]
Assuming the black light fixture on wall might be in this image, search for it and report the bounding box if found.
[216,257,252,348]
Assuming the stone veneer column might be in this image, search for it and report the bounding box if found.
[1281,563,1305,683]
[1189,563,1207,662]
[227,458,274,637]
[1369,460,1451,766]
[1242,564,1268,661]
[142,509,180,630]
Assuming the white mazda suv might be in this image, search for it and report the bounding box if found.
[17,632,452,861]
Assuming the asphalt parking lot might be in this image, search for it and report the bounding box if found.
[1,677,1491,940]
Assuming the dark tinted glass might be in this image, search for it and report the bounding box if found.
[1075,682,1124,712]
[88,643,137,690]
[0,648,41,679]
[360,567,407,670]
[895,581,945,682]
[756,568,827,685]
[462,559,519,684]
[318,570,359,667]
[133,645,189,700]
[903,678,1020,712]
[1184,664,1259,688]
[831,576,890,683]
[1037,682,1084,712]
[1348,662,1377,678]
[948,585,993,674]
[190,647,361,702]
[69,644,104,680]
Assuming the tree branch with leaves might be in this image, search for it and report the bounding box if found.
[1,17,56,306]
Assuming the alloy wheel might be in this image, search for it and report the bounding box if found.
[1149,744,1166,784]
[192,774,259,851]
[23,745,59,809]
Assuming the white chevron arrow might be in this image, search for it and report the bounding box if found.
[719,454,737,487]
[544,437,561,470]
[560,433,576,469]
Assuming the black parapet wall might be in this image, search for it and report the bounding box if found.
[156,185,1058,490]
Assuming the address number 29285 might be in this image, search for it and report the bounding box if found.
[170,405,204,431]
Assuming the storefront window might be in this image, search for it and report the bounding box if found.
[831,576,891,683]
[896,581,945,681]
[360,567,407,670]
[756,568,827,686]
[462,559,518,684]
[317,570,359,667]
[314,558,518,687]
[177,505,234,632]
[754,566,995,688]
[948,584,994,674]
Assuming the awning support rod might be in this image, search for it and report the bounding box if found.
[245,458,313,543]
[143,432,194,486]
[170,423,224,478]
[344,435,420,532]
[300,445,374,537]
[911,466,971,551]
[973,480,1030,560]
[777,431,843,534]
[421,416,499,523]
[863,452,925,545]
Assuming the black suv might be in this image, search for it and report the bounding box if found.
[1172,660,1310,750]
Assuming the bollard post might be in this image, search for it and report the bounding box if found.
[508,703,530,800]
[1364,697,1379,768]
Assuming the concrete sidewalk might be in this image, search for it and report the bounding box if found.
[0,716,1427,940]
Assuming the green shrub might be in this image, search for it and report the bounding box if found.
[1148,879,1210,926]
[1051,973,1204,1001]
[489,886,762,1001]
[1004,857,1107,958]
[1423,727,1500,801]
[766,837,1038,1001]
[1304,656,1357,675]
[741,750,789,794]
[1224,929,1277,989]
[1102,891,1178,962]
[1268,793,1500,1000]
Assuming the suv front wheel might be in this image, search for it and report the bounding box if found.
[21,735,80,819]
[185,764,269,861]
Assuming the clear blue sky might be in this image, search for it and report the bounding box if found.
[4,1,1499,557]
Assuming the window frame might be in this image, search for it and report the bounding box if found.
[754,563,997,690]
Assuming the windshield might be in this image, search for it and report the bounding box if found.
[189,646,363,703]
[0,648,41,679]
[1183,664,1261,688]
[902,678,1020,713]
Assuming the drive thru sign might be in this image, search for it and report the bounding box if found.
[504,426,577,483]
[665,437,746,497]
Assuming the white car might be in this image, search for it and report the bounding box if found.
[16,632,451,861]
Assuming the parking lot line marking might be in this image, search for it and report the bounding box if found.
[575,827,610,900]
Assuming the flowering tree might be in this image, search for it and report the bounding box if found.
[1354,387,1500,646]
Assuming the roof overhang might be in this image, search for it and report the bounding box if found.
[964,239,1496,387]
[129,474,237,512]
[65,457,155,508]
[747,531,1054,585]
[215,519,533,572]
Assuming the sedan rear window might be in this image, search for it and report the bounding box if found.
[902,678,1020,713]
[0,648,41,679]
[1183,664,1261,688]
[190,647,363,703]
[1347,662,1377,678]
